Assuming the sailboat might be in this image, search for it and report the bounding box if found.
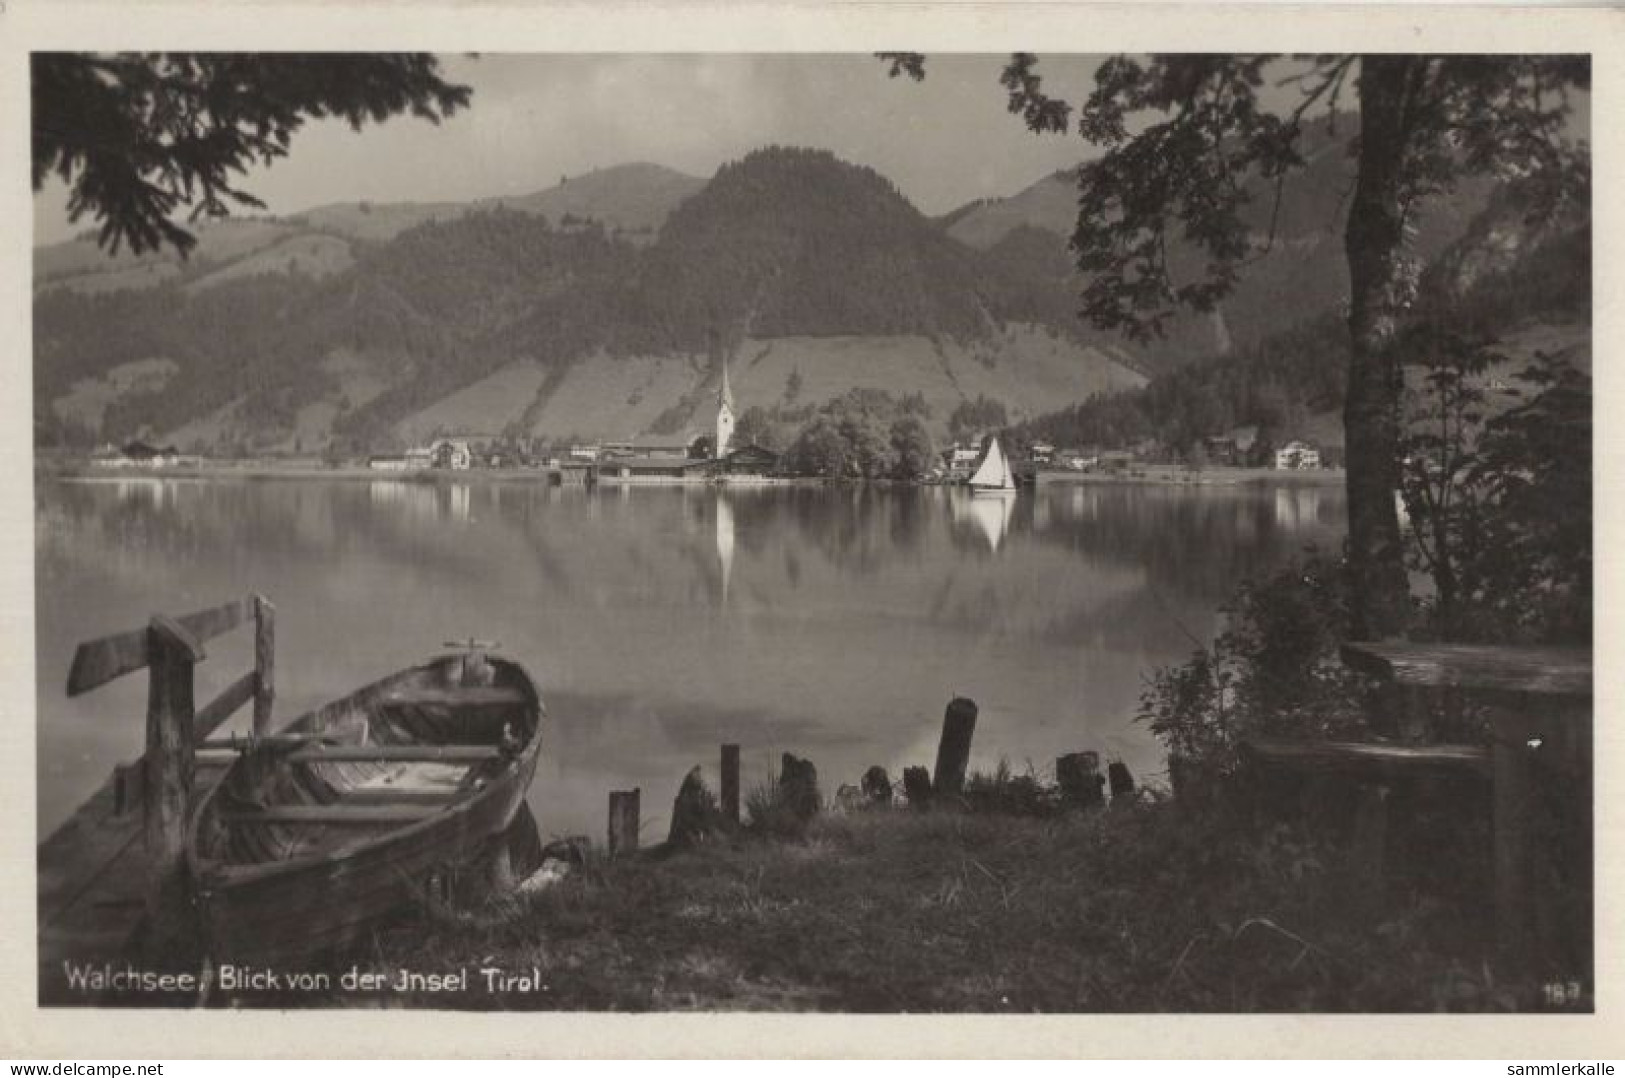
[968,436,1019,495]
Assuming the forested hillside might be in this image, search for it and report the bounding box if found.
[36,148,1146,451]
[35,140,1512,455]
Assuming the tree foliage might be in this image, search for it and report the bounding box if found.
[784,389,933,479]
[33,53,470,255]
[1400,345,1591,644]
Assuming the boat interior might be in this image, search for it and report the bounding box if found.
[193,654,541,867]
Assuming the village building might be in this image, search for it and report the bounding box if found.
[714,444,780,478]
[1274,440,1322,470]
[943,443,982,480]
[427,436,474,470]
[1203,425,1260,466]
[93,440,181,468]
[602,439,691,460]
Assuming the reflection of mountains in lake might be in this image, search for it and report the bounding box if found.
[37,477,1346,841]
[46,478,1346,619]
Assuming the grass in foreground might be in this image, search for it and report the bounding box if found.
[357,798,1544,1012]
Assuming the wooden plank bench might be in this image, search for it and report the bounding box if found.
[1246,640,1591,966]
[1244,737,1490,780]
[1343,641,1591,968]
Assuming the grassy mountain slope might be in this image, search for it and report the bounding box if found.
[38,147,1152,452]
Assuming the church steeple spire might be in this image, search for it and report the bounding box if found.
[715,354,736,457]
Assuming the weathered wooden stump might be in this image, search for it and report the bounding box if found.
[902,766,932,809]
[608,788,641,857]
[779,753,821,822]
[933,697,978,797]
[1057,751,1106,811]
[861,765,893,807]
[720,743,741,825]
[1107,760,1136,803]
[669,766,723,846]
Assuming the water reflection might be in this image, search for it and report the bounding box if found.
[716,494,735,604]
[951,491,1017,553]
[37,478,1344,842]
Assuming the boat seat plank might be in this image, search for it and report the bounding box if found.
[341,787,463,806]
[222,805,444,825]
[378,685,527,708]
[289,744,502,763]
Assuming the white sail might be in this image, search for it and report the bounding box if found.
[968,437,1016,492]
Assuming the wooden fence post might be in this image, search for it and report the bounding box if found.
[144,615,203,945]
[1057,751,1106,810]
[252,594,276,736]
[720,744,741,825]
[933,697,978,797]
[608,788,641,858]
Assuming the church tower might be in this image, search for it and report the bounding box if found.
[715,354,736,458]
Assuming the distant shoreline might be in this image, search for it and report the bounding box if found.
[36,457,1348,488]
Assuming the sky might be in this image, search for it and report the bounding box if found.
[32,53,1119,247]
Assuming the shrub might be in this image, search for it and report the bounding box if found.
[1138,554,1369,790]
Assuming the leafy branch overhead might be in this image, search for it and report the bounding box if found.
[32,53,471,256]
[883,53,1588,343]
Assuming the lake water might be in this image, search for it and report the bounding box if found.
[35,476,1345,843]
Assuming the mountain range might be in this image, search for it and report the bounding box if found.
[33,134,1512,454]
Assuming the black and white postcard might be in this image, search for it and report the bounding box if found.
[4,0,1621,1060]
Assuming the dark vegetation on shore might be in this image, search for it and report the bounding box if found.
[357,770,1536,1013]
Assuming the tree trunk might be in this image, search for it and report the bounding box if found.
[1343,56,1423,640]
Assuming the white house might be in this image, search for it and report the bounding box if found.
[427,437,473,470]
[1274,440,1322,470]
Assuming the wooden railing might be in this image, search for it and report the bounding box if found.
[64,593,276,930]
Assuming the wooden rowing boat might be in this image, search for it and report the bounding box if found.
[186,651,544,966]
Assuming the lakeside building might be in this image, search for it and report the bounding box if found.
[596,360,780,484]
[428,436,474,470]
[92,440,181,468]
[714,444,780,479]
[1274,440,1323,470]
[603,439,692,460]
[1203,426,1260,466]
[943,444,982,480]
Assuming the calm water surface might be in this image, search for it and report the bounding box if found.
[35,477,1345,842]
